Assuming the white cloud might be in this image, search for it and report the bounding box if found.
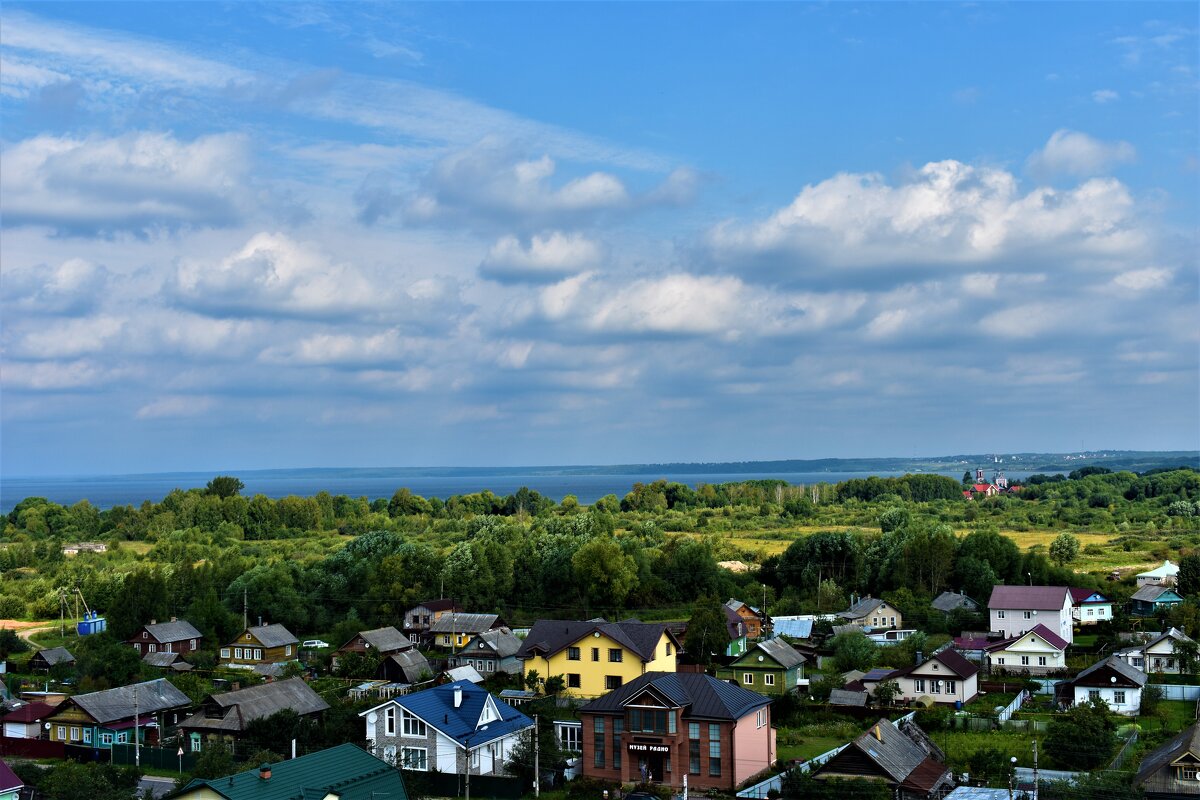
[1,132,249,234]
[1092,89,1120,103]
[259,330,417,366]
[2,359,132,390]
[3,258,112,315]
[1026,129,1136,177]
[1110,267,1172,291]
[14,316,125,359]
[135,395,215,419]
[979,302,1066,338]
[480,231,604,283]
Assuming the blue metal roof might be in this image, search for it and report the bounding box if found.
[773,618,813,639]
[394,680,532,747]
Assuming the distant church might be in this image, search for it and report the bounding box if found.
[963,465,1020,499]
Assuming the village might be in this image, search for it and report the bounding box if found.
[2,553,1198,800]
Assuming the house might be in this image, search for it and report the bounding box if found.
[0,759,22,800]
[1063,655,1147,716]
[125,618,203,657]
[1116,628,1196,674]
[403,599,462,645]
[377,650,433,685]
[771,616,814,640]
[179,677,329,753]
[811,717,953,799]
[1138,560,1180,588]
[837,596,903,630]
[1,702,55,738]
[578,671,774,791]
[888,649,980,706]
[172,742,408,800]
[448,628,523,675]
[29,646,75,672]
[428,613,505,651]
[516,618,680,699]
[61,542,107,555]
[828,689,869,707]
[725,599,769,639]
[1134,721,1200,800]
[715,638,806,695]
[360,680,533,773]
[845,668,899,697]
[721,605,750,657]
[984,624,1069,675]
[45,678,191,748]
[333,626,413,669]
[142,651,193,672]
[987,585,1073,645]
[444,665,485,685]
[1132,585,1185,617]
[220,623,299,665]
[932,592,979,614]
[1069,588,1113,626]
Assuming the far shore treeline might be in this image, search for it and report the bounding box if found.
[1,466,1198,677]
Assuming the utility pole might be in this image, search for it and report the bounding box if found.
[134,683,141,768]
[1031,739,1039,800]
[465,737,471,800]
[533,715,540,798]
[243,588,248,631]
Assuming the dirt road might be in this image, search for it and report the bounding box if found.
[0,619,59,645]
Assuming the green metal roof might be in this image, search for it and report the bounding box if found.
[171,743,408,800]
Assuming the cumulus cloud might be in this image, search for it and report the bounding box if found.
[2,359,133,391]
[1,132,249,235]
[1110,267,1172,292]
[707,159,1146,273]
[978,302,1068,338]
[2,258,112,315]
[479,231,605,284]
[1026,129,1136,178]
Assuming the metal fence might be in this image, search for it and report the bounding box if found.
[401,769,523,800]
[1149,683,1200,701]
[111,742,198,773]
[997,690,1030,722]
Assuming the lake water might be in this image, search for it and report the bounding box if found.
[0,467,1044,511]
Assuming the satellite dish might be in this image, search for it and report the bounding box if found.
[44,722,52,730]
[367,713,378,724]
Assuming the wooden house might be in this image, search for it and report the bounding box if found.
[725,599,769,639]
[29,647,74,673]
[125,618,202,657]
[837,596,903,630]
[402,599,461,645]
[1132,585,1185,617]
[332,626,412,669]
[448,628,523,675]
[1135,722,1200,800]
[220,623,299,665]
[715,637,806,695]
[44,678,190,749]
[179,677,329,752]
[812,718,953,799]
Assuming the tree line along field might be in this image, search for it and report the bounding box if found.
[0,467,1197,667]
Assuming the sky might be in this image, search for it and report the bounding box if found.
[1,2,1197,476]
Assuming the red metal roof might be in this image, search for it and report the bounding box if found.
[1,701,55,722]
[984,623,1069,652]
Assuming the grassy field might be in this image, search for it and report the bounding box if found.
[776,736,846,764]
[1138,700,1197,734]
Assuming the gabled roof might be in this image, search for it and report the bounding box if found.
[0,758,22,794]
[838,596,888,620]
[444,666,484,684]
[33,646,75,666]
[173,742,407,800]
[143,651,193,670]
[363,680,532,749]
[1132,584,1184,603]
[379,650,431,684]
[238,623,298,649]
[984,624,1069,653]
[987,585,1070,611]
[828,689,868,707]
[68,678,190,724]
[932,592,978,613]
[429,613,500,635]
[723,605,747,640]
[516,618,673,663]
[1,701,55,723]
[356,627,410,653]
[1135,722,1200,789]
[772,617,814,639]
[462,628,522,659]
[1138,560,1179,579]
[738,637,806,670]
[180,678,328,734]
[891,648,979,680]
[1143,627,1195,652]
[414,598,460,613]
[1068,588,1109,605]
[828,718,934,785]
[141,620,203,643]
[579,672,770,721]
[1070,655,1148,688]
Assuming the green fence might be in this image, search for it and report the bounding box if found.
[402,769,524,800]
[111,742,199,773]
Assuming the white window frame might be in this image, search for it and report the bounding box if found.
[402,709,427,737]
[235,647,243,659]
[402,746,428,771]
[220,648,230,659]
[764,674,775,686]
[385,707,396,736]
[70,726,81,741]
[997,610,1006,619]
[83,728,92,744]
[56,725,65,741]
[100,732,113,745]
[743,673,754,684]
[914,678,925,692]
[1021,656,1030,666]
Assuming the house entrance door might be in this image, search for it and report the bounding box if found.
[637,752,664,783]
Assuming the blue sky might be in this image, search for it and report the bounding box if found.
[1,2,1197,475]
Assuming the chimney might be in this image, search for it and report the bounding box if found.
[258,616,263,627]
[150,619,157,626]
[170,616,177,622]
[916,651,923,666]
[454,686,463,708]
[259,763,272,781]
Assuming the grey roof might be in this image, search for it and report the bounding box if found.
[141,620,203,644]
[838,719,930,784]
[1070,655,1148,688]
[380,650,431,683]
[1132,584,1181,603]
[244,623,299,648]
[828,689,869,707]
[70,678,190,724]
[747,637,806,670]
[464,628,522,659]
[357,627,410,653]
[142,652,193,670]
[932,592,979,613]
[180,677,329,734]
[839,596,888,620]
[1135,722,1200,793]
[772,617,814,639]
[1144,627,1195,651]
[444,665,484,684]
[516,618,673,663]
[579,671,770,721]
[987,585,1069,611]
[429,613,499,635]
[33,646,75,666]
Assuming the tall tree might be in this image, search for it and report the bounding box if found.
[683,597,728,666]
[205,476,245,498]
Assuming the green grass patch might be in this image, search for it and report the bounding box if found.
[1138,700,1196,734]
[776,736,846,764]
[937,729,1036,769]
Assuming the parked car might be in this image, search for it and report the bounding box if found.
[302,639,330,648]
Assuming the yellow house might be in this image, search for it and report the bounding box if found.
[515,619,680,698]
[220,623,299,665]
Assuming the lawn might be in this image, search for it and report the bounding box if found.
[936,729,1038,769]
[776,736,847,764]
[1138,700,1197,734]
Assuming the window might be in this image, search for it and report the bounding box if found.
[1038,657,1047,666]
[996,657,1005,665]
[946,680,956,694]
[285,645,292,656]
[1020,656,1030,666]
[402,747,428,770]
[1183,767,1198,781]
[605,675,622,690]
[402,709,427,737]
[100,733,113,745]
[1023,611,1033,620]
[612,719,623,770]
[1134,657,1144,668]
[666,642,672,656]
[117,733,128,744]
[628,709,669,734]
[931,679,943,694]
[689,723,700,774]
[220,648,230,659]
[567,673,581,688]
[190,639,197,649]
[143,631,148,639]
[134,643,141,653]
[593,718,605,769]
[443,635,451,645]
[743,673,754,685]
[591,648,600,662]
[608,648,623,662]
[756,709,767,728]
[1088,690,1101,701]
[764,674,775,686]
[470,748,480,769]
[1098,608,1106,616]
[567,647,581,661]
[70,727,80,742]
[997,610,1006,619]
[559,723,581,752]
[1114,691,1126,705]
[56,725,65,741]
[83,729,92,744]
[708,724,721,777]
[1086,608,1094,617]
[385,707,396,736]
[191,737,201,752]
[235,647,243,659]
[914,678,926,693]
[149,644,157,653]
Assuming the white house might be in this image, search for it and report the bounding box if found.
[987,585,1073,644]
[985,624,1069,675]
[1066,655,1148,716]
[1116,628,1196,675]
[1137,560,1180,588]
[888,648,980,705]
[359,680,533,775]
[1069,588,1113,626]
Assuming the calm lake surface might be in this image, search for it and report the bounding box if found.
[0,467,1043,512]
